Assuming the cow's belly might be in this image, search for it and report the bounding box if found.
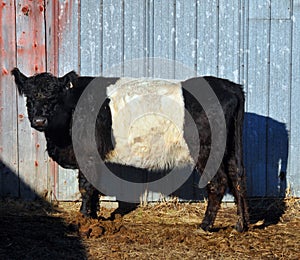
[105,78,194,170]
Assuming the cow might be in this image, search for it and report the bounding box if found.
[11,67,249,232]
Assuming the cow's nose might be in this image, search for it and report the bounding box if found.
[32,117,48,127]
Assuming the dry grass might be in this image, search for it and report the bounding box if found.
[0,197,299,259]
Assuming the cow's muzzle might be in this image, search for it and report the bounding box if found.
[32,116,48,130]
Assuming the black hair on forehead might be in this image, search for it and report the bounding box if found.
[26,73,64,98]
[31,72,59,85]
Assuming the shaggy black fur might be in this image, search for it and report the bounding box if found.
[11,68,117,217]
[182,78,248,232]
[11,68,249,231]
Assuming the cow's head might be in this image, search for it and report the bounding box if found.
[11,68,78,132]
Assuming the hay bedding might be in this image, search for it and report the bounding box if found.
[0,198,299,259]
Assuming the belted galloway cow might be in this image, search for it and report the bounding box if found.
[12,67,249,232]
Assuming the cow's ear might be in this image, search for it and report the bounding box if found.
[11,68,28,95]
[59,71,78,89]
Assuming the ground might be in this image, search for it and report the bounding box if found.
[0,198,299,259]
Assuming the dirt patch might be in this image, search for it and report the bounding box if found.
[0,198,299,259]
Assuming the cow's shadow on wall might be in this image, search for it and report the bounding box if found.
[242,112,288,227]
[111,112,289,227]
[0,161,87,259]
[179,112,288,227]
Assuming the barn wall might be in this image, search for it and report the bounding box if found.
[0,0,299,200]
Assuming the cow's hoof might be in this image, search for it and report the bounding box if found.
[200,221,212,232]
[235,219,248,232]
[80,210,89,218]
[89,212,98,219]
[79,209,97,219]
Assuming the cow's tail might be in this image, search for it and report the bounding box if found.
[234,85,249,230]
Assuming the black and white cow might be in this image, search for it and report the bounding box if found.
[11,67,249,232]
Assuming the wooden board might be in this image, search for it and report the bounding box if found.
[15,0,48,199]
[290,0,300,196]
[55,0,81,201]
[0,0,18,197]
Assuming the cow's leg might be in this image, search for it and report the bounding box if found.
[200,168,228,231]
[78,171,99,218]
[228,159,249,232]
[227,106,249,232]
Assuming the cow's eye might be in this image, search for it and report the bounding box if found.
[35,93,45,99]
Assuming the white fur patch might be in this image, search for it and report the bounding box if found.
[105,78,194,171]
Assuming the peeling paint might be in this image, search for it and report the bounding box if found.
[18,114,24,119]
[45,0,59,74]
[1,68,8,75]
[17,0,46,73]
[21,5,30,16]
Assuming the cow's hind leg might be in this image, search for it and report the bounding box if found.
[227,103,249,232]
[228,160,249,232]
[78,171,99,218]
[200,168,227,231]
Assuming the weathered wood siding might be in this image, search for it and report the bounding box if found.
[0,0,299,200]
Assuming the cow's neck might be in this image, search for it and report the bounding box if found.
[45,126,72,148]
[44,128,77,169]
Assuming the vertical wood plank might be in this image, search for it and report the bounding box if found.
[241,0,250,197]
[267,17,291,196]
[245,1,270,197]
[45,0,58,74]
[102,0,124,76]
[236,0,249,94]
[0,0,19,197]
[152,0,176,78]
[218,0,242,82]
[45,0,60,201]
[123,0,147,77]
[58,0,80,75]
[55,0,81,201]
[290,0,300,196]
[146,0,154,77]
[241,0,249,90]
[80,0,102,76]
[249,0,270,19]
[16,0,48,199]
[271,0,291,19]
[196,0,218,76]
[175,0,197,79]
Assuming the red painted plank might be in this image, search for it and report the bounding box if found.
[58,0,80,75]
[45,0,59,74]
[16,0,46,72]
[0,0,19,197]
[55,0,81,201]
[16,0,48,199]
[45,0,60,200]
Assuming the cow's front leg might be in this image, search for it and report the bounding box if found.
[78,171,99,218]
